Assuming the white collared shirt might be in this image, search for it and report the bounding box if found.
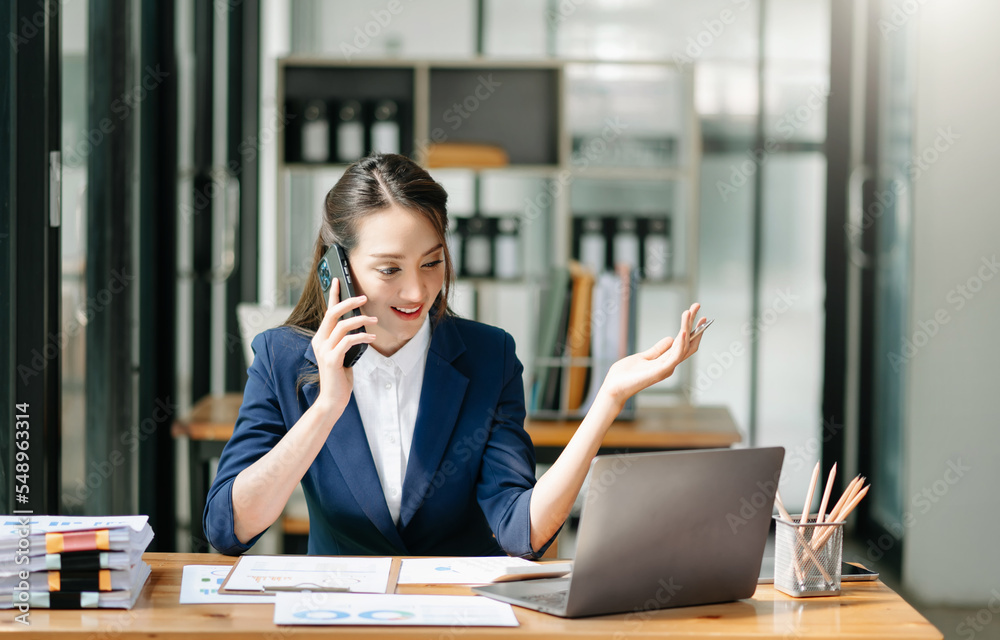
[352,315,432,525]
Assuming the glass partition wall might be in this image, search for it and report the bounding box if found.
[60,0,90,515]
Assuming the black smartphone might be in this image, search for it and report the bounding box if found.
[317,244,368,367]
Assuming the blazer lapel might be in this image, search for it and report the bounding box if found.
[399,318,469,529]
[302,343,407,552]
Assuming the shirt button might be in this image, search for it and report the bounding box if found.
[384,382,392,390]
[391,488,400,497]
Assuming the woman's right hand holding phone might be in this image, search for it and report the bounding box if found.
[231,278,377,545]
[311,278,378,418]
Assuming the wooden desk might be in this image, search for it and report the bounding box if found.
[173,393,741,550]
[9,552,941,639]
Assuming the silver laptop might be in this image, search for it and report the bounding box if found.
[473,447,784,618]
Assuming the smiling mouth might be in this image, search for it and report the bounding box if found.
[391,305,422,318]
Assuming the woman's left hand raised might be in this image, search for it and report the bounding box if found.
[598,303,707,408]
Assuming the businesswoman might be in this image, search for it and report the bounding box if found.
[204,153,706,557]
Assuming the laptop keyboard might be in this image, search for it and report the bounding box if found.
[520,590,569,609]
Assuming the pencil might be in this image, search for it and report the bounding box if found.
[800,462,821,525]
[774,490,794,523]
[774,490,806,583]
[825,475,860,524]
[797,532,833,584]
[832,484,870,523]
[832,476,865,523]
[817,463,837,523]
[810,483,870,552]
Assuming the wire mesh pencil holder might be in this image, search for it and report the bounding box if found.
[773,516,843,597]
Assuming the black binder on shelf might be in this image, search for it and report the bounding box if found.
[531,266,570,413]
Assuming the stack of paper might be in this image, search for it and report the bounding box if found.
[219,555,392,596]
[0,516,154,609]
[397,557,572,585]
[170,556,523,628]
[273,593,519,627]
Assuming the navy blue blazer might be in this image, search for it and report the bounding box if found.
[204,315,553,558]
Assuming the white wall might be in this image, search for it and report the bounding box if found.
[903,0,1000,605]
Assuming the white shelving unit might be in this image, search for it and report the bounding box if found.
[273,57,700,412]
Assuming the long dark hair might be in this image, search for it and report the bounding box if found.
[285,153,455,340]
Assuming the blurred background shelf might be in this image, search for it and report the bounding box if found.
[274,56,700,416]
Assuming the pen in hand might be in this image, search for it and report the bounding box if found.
[689,318,714,339]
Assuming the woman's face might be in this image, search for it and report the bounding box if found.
[348,204,446,357]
